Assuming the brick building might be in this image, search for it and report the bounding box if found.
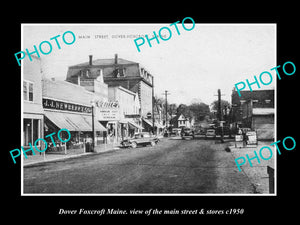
[66,54,153,119]
[231,89,275,140]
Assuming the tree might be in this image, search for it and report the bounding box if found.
[189,102,210,122]
[210,100,231,122]
[168,103,177,117]
[210,100,231,112]
[176,102,210,122]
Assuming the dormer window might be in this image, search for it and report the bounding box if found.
[113,68,120,77]
[96,69,104,82]
[114,68,126,77]
[119,68,126,77]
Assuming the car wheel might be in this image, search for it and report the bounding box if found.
[131,142,137,148]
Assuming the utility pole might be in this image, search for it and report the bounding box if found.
[163,90,170,129]
[152,76,155,135]
[214,89,225,143]
[218,89,223,121]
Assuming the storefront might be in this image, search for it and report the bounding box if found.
[95,100,127,143]
[23,56,44,153]
[43,98,106,153]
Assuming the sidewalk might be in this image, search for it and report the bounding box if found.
[228,140,275,194]
[23,143,120,167]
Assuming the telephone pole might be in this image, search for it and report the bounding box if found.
[214,89,225,143]
[218,89,223,122]
[163,90,170,128]
[152,76,155,135]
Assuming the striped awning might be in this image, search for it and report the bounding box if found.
[45,111,106,132]
[128,120,144,130]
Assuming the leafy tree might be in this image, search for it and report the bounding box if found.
[210,100,231,112]
[189,102,210,121]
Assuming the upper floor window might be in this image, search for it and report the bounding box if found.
[114,68,126,77]
[23,80,34,102]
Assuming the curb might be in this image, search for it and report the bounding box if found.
[23,146,120,168]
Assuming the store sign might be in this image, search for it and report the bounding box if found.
[95,100,120,108]
[43,98,92,113]
[95,100,120,121]
[246,131,257,145]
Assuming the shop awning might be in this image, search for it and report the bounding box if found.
[45,111,106,132]
[128,121,144,130]
[155,122,165,129]
[252,108,274,115]
[142,118,164,128]
[142,118,153,127]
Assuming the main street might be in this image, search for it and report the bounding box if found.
[23,137,255,194]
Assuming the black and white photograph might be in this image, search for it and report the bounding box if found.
[4,8,298,221]
[21,23,276,195]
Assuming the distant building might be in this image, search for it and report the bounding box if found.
[66,54,153,119]
[231,89,274,140]
[170,114,193,129]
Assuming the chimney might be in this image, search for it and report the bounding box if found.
[89,55,93,65]
[114,54,118,64]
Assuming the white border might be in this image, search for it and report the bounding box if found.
[21,23,277,196]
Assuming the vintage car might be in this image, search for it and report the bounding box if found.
[180,127,195,139]
[205,129,216,139]
[120,132,159,148]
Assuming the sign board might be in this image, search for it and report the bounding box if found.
[235,135,243,142]
[95,100,120,121]
[246,131,257,145]
[43,98,92,113]
[97,108,120,121]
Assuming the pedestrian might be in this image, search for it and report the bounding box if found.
[103,131,107,144]
[242,129,248,147]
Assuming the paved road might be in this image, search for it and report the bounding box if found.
[23,138,255,194]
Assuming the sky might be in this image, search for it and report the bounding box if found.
[22,23,276,106]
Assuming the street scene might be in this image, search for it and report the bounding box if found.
[24,137,270,194]
[22,24,275,194]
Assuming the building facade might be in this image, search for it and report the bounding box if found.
[42,78,107,152]
[231,89,275,140]
[23,56,44,151]
[108,85,143,137]
[66,54,153,118]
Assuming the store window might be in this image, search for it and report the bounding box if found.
[23,119,40,147]
[23,80,34,102]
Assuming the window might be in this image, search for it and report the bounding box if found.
[23,81,27,101]
[119,68,126,77]
[29,83,33,101]
[23,80,34,102]
[23,119,40,147]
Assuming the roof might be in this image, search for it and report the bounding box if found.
[42,78,97,106]
[170,114,188,123]
[252,108,274,115]
[69,58,138,68]
[232,89,274,107]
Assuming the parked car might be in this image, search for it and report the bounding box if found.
[120,132,159,148]
[205,129,216,139]
[181,127,195,139]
